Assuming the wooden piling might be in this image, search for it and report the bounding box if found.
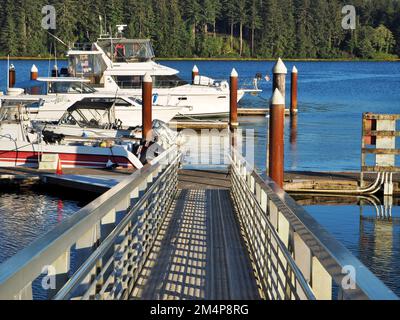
[290,66,298,116]
[192,65,199,84]
[142,73,153,141]
[269,88,285,188]
[31,65,38,81]
[9,64,15,88]
[273,58,287,106]
[230,68,239,130]
[52,65,58,77]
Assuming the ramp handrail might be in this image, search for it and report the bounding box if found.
[229,148,398,300]
[0,146,181,300]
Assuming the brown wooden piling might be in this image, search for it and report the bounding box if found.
[52,65,58,77]
[273,58,287,106]
[290,66,298,116]
[9,64,15,88]
[192,65,199,84]
[142,73,153,141]
[230,68,239,130]
[269,88,285,188]
[31,65,38,81]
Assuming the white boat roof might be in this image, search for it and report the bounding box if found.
[67,50,102,56]
[105,62,178,76]
[37,77,91,83]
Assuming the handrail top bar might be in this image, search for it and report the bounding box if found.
[0,146,178,298]
[230,148,399,300]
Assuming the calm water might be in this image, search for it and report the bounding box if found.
[303,200,400,297]
[2,59,400,296]
[0,189,91,264]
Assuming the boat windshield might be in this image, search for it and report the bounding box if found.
[59,107,114,129]
[48,81,97,94]
[98,39,155,62]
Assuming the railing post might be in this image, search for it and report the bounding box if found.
[273,58,287,106]
[142,73,153,142]
[290,66,298,116]
[15,283,33,300]
[269,89,285,188]
[52,65,58,77]
[192,65,199,84]
[311,257,332,300]
[48,250,71,299]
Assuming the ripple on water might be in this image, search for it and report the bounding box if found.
[0,191,88,265]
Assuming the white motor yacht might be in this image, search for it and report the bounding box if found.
[66,33,260,118]
[0,77,187,127]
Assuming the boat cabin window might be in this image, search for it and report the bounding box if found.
[83,97,132,107]
[98,40,155,62]
[113,75,187,89]
[68,53,107,84]
[48,81,97,94]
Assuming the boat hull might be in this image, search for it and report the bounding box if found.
[0,141,143,169]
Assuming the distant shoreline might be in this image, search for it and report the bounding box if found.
[0,56,399,62]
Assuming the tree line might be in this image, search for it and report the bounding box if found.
[0,0,399,59]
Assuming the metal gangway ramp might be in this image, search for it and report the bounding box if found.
[0,146,398,300]
[131,183,259,300]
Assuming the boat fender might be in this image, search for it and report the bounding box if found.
[153,93,159,104]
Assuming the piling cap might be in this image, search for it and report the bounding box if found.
[272,88,285,105]
[273,58,287,74]
[143,72,153,83]
[192,65,199,73]
[31,64,38,73]
[292,66,298,74]
[231,68,238,77]
[53,65,58,70]
[9,64,15,70]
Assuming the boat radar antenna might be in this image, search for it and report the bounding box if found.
[116,25,127,38]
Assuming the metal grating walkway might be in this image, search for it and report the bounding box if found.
[131,189,260,300]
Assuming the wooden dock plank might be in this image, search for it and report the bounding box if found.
[130,189,260,300]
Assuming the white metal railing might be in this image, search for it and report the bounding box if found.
[0,146,181,300]
[229,148,399,300]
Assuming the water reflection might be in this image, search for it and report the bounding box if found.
[0,189,92,264]
[295,194,400,296]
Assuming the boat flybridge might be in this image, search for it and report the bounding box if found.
[0,77,186,127]
[66,32,261,118]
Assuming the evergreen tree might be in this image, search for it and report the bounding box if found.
[0,0,399,59]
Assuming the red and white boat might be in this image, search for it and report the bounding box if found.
[0,104,167,170]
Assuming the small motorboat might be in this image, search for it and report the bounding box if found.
[0,102,176,170]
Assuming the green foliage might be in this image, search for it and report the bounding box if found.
[0,0,399,59]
